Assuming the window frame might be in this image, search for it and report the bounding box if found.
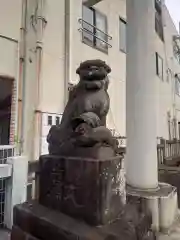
[175,74,180,96]
[119,17,127,53]
[156,52,164,80]
[47,115,52,126]
[81,5,109,53]
[166,68,172,83]
[56,116,60,125]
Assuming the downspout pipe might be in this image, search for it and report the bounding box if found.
[19,0,27,154]
[34,0,47,159]
[64,0,71,106]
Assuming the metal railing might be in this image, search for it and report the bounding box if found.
[157,138,180,166]
[114,137,180,166]
[78,18,112,48]
[116,136,126,147]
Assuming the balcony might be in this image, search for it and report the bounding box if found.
[173,35,180,63]
[155,0,162,13]
[82,0,103,7]
[78,18,112,52]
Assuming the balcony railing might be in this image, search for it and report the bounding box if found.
[173,35,180,63]
[78,18,112,50]
[82,0,103,7]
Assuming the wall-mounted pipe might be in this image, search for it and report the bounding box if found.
[34,0,47,159]
[18,0,27,154]
[64,0,71,106]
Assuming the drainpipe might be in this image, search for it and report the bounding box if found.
[19,0,27,154]
[64,0,71,106]
[34,0,47,159]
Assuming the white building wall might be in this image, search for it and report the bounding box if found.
[0,0,21,145]
[0,0,20,78]
[65,0,127,136]
[155,5,180,139]
[40,0,66,114]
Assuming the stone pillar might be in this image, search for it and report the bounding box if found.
[126,0,158,189]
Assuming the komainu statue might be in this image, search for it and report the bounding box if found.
[11,60,153,240]
[47,59,118,158]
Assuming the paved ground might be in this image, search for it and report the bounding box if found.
[0,230,10,240]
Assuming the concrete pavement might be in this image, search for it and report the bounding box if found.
[0,230,10,240]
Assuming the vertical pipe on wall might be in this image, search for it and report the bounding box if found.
[64,0,71,106]
[18,0,27,154]
[34,0,46,159]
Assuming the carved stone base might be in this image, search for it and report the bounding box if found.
[39,155,126,225]
[11,225,39,240]
[11,201,155,240]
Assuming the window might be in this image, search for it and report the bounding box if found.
[119,18,126,53]
[155,0,164,41]
[56,116,60,125]
[156,52,163,79]
[81,5,109,52]
[47,116,52,126]
[175,74,180,96]
[178,122,180,139]
[173,36,180,64]
[166,68,172,83]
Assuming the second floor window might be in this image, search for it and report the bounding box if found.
[119,18,126,53]
[82,5,108,52]
[156,52,163,80]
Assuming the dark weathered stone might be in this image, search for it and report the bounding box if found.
[11,59,155,240]
[12,201,155,240]
[47,59,119,158]
[11,225,39,240]
[39,155,125,225]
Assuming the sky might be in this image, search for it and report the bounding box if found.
[166,0,180,31]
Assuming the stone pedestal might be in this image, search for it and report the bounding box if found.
[10,155,155,240]
[39,155,126,225]
[11,201,155,240]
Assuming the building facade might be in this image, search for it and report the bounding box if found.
[0,0,179,159]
